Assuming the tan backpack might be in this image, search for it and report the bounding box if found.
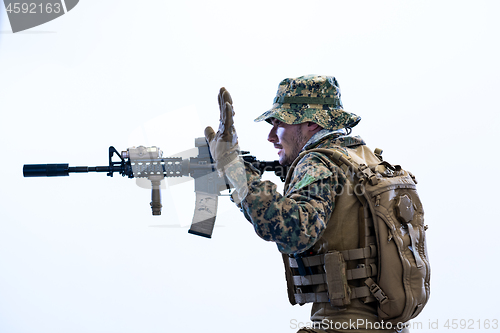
[286,147,430,325]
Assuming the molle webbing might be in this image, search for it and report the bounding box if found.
[291,261,377,282]
[289,246,376,268]
[288,247,377,307]
[293,285,373,305]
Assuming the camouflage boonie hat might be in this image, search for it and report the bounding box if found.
[254,75,361,131]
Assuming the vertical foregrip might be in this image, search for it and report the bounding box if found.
[150,179,162,215]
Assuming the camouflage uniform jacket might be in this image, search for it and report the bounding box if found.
[236,130,366,255]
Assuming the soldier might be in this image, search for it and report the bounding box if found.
[205,75,410,333]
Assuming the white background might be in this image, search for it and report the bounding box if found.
[1,1,499,332]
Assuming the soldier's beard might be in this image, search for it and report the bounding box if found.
[281,127,307,166]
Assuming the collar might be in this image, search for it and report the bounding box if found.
[302,129,366,151]
[302,129,345,151]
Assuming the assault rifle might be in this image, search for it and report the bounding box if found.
[23,137,287,238]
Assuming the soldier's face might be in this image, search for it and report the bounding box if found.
[267,118,308,166]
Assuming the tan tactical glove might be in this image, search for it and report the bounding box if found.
[205,87,240,172]
[205,87,248,203]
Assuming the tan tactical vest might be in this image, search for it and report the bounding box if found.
[282,144,430,325]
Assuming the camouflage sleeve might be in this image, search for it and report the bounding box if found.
[237,152,346,255]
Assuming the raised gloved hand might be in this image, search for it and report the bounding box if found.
[205,87,248,203]
[205,87,240,172]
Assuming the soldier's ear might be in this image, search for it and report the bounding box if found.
[307,122,321,132]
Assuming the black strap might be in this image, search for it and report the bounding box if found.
[274,96,342,106]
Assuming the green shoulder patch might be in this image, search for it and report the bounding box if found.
[294,170,332,190]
